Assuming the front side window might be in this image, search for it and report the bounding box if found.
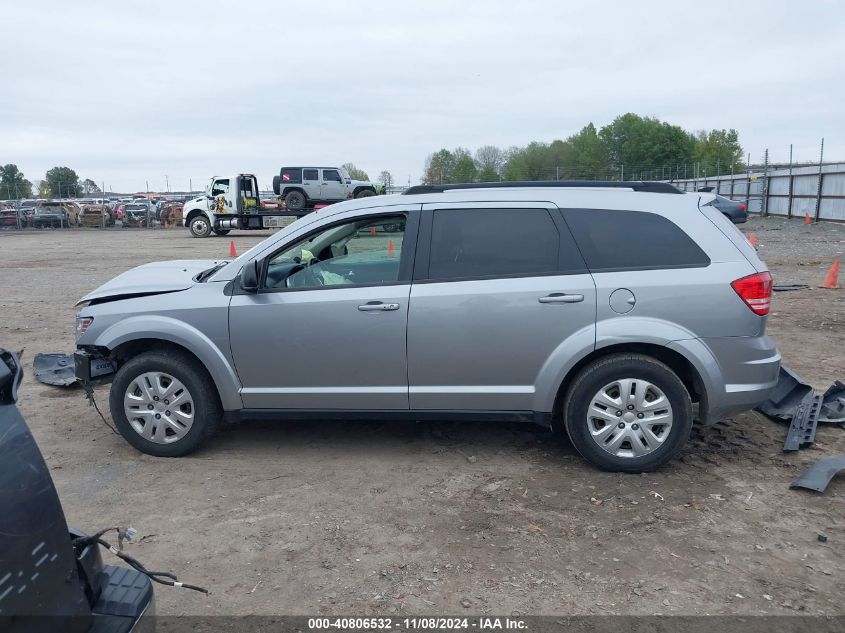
[265,215,406,290]
[302,169,319,181]
[211,179,229,196]
[323,169,342,183]
[428,208,563,280]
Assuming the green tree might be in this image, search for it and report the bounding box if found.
[566,123,609,179]
[474,145,504,181]
[423,149,455,184]
[692,129,744,175]
[0,164,33,199]
[342,163,370,181]
[502,142,554,180]
[44,166,81,197]
[81,178,102,194]
[452,147,477,183]
[599,114,695,178]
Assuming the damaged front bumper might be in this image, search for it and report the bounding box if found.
[74,349,116,386]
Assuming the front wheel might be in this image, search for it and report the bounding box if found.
[355,189,376,198]
[188,215,212,238]
[109,351,222,457]
[562,354,692,472]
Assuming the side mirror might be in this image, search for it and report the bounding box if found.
[241,260,260,293]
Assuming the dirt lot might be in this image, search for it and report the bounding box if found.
[0,218,843,617]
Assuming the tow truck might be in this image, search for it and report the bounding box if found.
[183,174,297,238]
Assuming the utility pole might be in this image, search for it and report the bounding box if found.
[165,175,170,192]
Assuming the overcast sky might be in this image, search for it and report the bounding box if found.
[3,0,843,192]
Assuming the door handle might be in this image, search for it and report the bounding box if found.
[538,293,584,304]
[358,301,400,312]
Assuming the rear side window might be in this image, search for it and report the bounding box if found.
[562,208,710,271]
[280,169,301,184]
[303,169,319,181]
[428,208,582,280]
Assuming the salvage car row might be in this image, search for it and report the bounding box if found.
[0,197,186,229]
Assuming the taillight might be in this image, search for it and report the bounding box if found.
[731,272,773,315]
[738,203,747,211]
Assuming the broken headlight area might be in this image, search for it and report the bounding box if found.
[74,348,116,385]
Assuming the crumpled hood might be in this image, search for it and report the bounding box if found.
[77,259,226,305]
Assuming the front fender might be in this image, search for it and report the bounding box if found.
[94,315,243,411]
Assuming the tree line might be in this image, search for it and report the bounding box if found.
[0,164,101,200]
[422,113,745,184]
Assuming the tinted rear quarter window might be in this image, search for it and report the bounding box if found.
[562,208,709,271]
[428,208,583,280]
[281,169,301,184]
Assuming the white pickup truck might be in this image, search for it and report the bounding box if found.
[183,174,294,238]
[272,166,377,212]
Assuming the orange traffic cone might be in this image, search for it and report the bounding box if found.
[370,226,377,236]
[748,232,757,247]
[229,240,238,257]
[821,259,840,289]
[805,212,812,225]
[387,240,395,257]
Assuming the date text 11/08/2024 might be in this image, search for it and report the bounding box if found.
[307,617,528,630]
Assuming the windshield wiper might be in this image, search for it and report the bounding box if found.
[196,262,227,283]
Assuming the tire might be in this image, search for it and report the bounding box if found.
[284,190,306,211]
[188,215,212,238]
[213,228,230,236]
[562,354,692,473]
[109,350,222,457]
[355,189,376,198]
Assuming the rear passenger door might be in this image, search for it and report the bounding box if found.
[407,203,596,411]
[302,168,320,201]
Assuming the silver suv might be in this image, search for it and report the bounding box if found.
[74,182,780,472]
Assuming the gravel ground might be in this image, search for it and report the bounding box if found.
[0,218,842,617]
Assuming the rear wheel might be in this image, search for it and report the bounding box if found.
[562,354,692,472]
[188,215,211,238]
[284,190,306,211]
[109,351,222,457]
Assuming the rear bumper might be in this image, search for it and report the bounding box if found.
[668,335,780,424]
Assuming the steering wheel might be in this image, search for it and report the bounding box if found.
[283,264,306,287]
[284,259,325,287]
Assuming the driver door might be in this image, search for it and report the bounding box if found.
[210,178,233,214]
[228,208,420,410]
[320,168,347,202]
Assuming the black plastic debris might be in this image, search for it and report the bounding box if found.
[783,393,822,451]
[33,352,77,387]
[773,284,811,292]
[790,455,845,493]
[756,366,813,422]
[820,381,845,425]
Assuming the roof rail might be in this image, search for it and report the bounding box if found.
[404,180,684,195]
